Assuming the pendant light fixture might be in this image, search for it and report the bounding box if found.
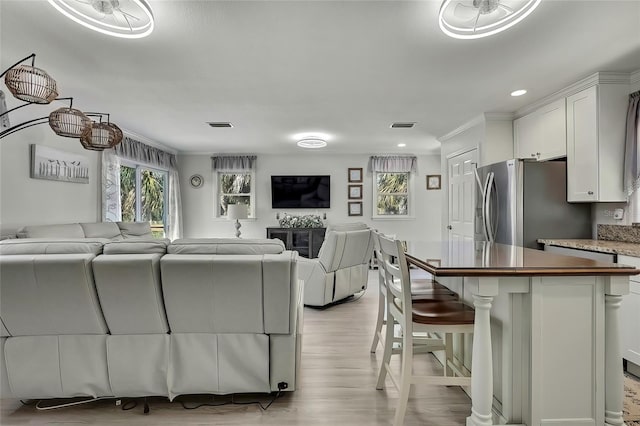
[3,55,57,104]
[48,106,91,138]
[80,120,123,151]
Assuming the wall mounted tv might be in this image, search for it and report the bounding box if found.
[271,175,330,208]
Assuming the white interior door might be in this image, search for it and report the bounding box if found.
[447,149,477,260]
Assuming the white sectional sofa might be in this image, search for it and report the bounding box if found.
[0,237,303,401]
[13,221,155,240]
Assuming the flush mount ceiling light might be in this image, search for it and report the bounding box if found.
[47,0,155,39]
[439,0,541,40]
[397,143,407,147]
[297,137,327,149]
[511,89,527,97]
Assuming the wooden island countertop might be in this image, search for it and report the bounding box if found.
[404,241,638,277]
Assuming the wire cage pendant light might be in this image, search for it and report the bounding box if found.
[80,121,123,151]
[48,107,91,138]
[4,64,58,104]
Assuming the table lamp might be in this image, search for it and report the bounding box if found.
[227,204,248,238]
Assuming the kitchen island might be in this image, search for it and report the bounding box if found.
[405,241,637,426]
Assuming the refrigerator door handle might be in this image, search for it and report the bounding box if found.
[484,172,495,243]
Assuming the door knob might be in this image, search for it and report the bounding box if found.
[447,225,453,230]
[587,191,594,195]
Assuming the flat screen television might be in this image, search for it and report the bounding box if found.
[271,175,330,208]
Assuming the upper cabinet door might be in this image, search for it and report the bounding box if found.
[567,86,599,202]
[514,98,566,161]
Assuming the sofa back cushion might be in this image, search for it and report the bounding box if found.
[17,224,85,239]
[103,239,169,254]
[0,239,107,255]
[80,222,123,240]
[168,238,285,255]
[160,252,295,334]
[116,222,153,239]
[0,254,108,336]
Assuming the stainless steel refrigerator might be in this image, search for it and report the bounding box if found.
[474,159,592,248]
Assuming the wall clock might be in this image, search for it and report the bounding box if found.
[189,174,204,188]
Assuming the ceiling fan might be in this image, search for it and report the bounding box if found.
[438,0,542,40]
[47,0,155,38]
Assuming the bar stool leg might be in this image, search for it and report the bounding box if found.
[376,307,396,390]
[467,295,494,426]
[370,287,385,353]
[393,325,413,426]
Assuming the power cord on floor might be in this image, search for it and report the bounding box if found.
[178,389,282,411]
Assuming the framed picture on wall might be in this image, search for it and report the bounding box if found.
[348,201,363,216]
[348,184,362,199]
[30,144,89,184]
[348,167,363,183]
[426,174,441,190]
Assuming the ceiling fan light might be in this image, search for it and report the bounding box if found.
[48,107,91,138]
[80,121,123,151]
[47,0,155,39]
[4,65,58,104]
[439,0,542,40]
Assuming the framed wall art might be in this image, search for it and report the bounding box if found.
[348,167,363,183]
[426,174,441,190]
[348,201,363,216]
[348,184,362,200]
[30,144,89,184]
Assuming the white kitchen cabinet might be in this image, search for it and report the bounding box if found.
[514,98,566,161]
[618,255,640,371]
[566,84,628,202]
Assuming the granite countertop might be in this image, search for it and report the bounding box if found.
[537,239,640,258]
[404,241,637,277]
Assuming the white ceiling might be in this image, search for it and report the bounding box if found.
[1,0,639,155]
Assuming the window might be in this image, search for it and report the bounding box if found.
[374,172,410,216]
[120,163,168,237]
[216,171,255,217]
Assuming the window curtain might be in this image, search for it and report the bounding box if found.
[101,149,121,222]
[624,91,640,197]
[369,155,417,173]
[101,136,183,240]
[212,155,257,171]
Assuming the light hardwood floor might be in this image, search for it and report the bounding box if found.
[0,271,471,425]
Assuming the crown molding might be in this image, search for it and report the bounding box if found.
[122,129,177,155]
[515,72,631,118]
[438,112,514,142]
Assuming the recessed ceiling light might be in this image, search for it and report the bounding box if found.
[511,89,527,97]
[397,143,407,147]
[207,122,233,128]
[391,122,415,129]
[297,138,327,149]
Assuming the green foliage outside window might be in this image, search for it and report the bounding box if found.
[376,172,409,215]
[219,173,252,216]
[120,165,167,238]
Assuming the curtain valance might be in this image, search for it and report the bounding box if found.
[115,136,178,171]
[212,155,257,171]
[369,155,417,173]
[624,91,640,196]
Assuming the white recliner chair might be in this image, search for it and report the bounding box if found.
[299,224,374,307]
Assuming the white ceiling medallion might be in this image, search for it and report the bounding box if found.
[439,0,541,40]
[297,138,327,149]
[47,0,155,39]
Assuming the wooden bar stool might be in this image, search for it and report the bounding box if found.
[369,231,458,354]
[375,234,474,426]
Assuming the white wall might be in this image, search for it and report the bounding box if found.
[178,153,442,242]
[0,125,101,235]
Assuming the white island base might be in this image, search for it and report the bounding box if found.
[458,275,630,426]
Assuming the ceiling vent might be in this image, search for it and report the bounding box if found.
[207,122,233,128]
[391,122,415,129]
